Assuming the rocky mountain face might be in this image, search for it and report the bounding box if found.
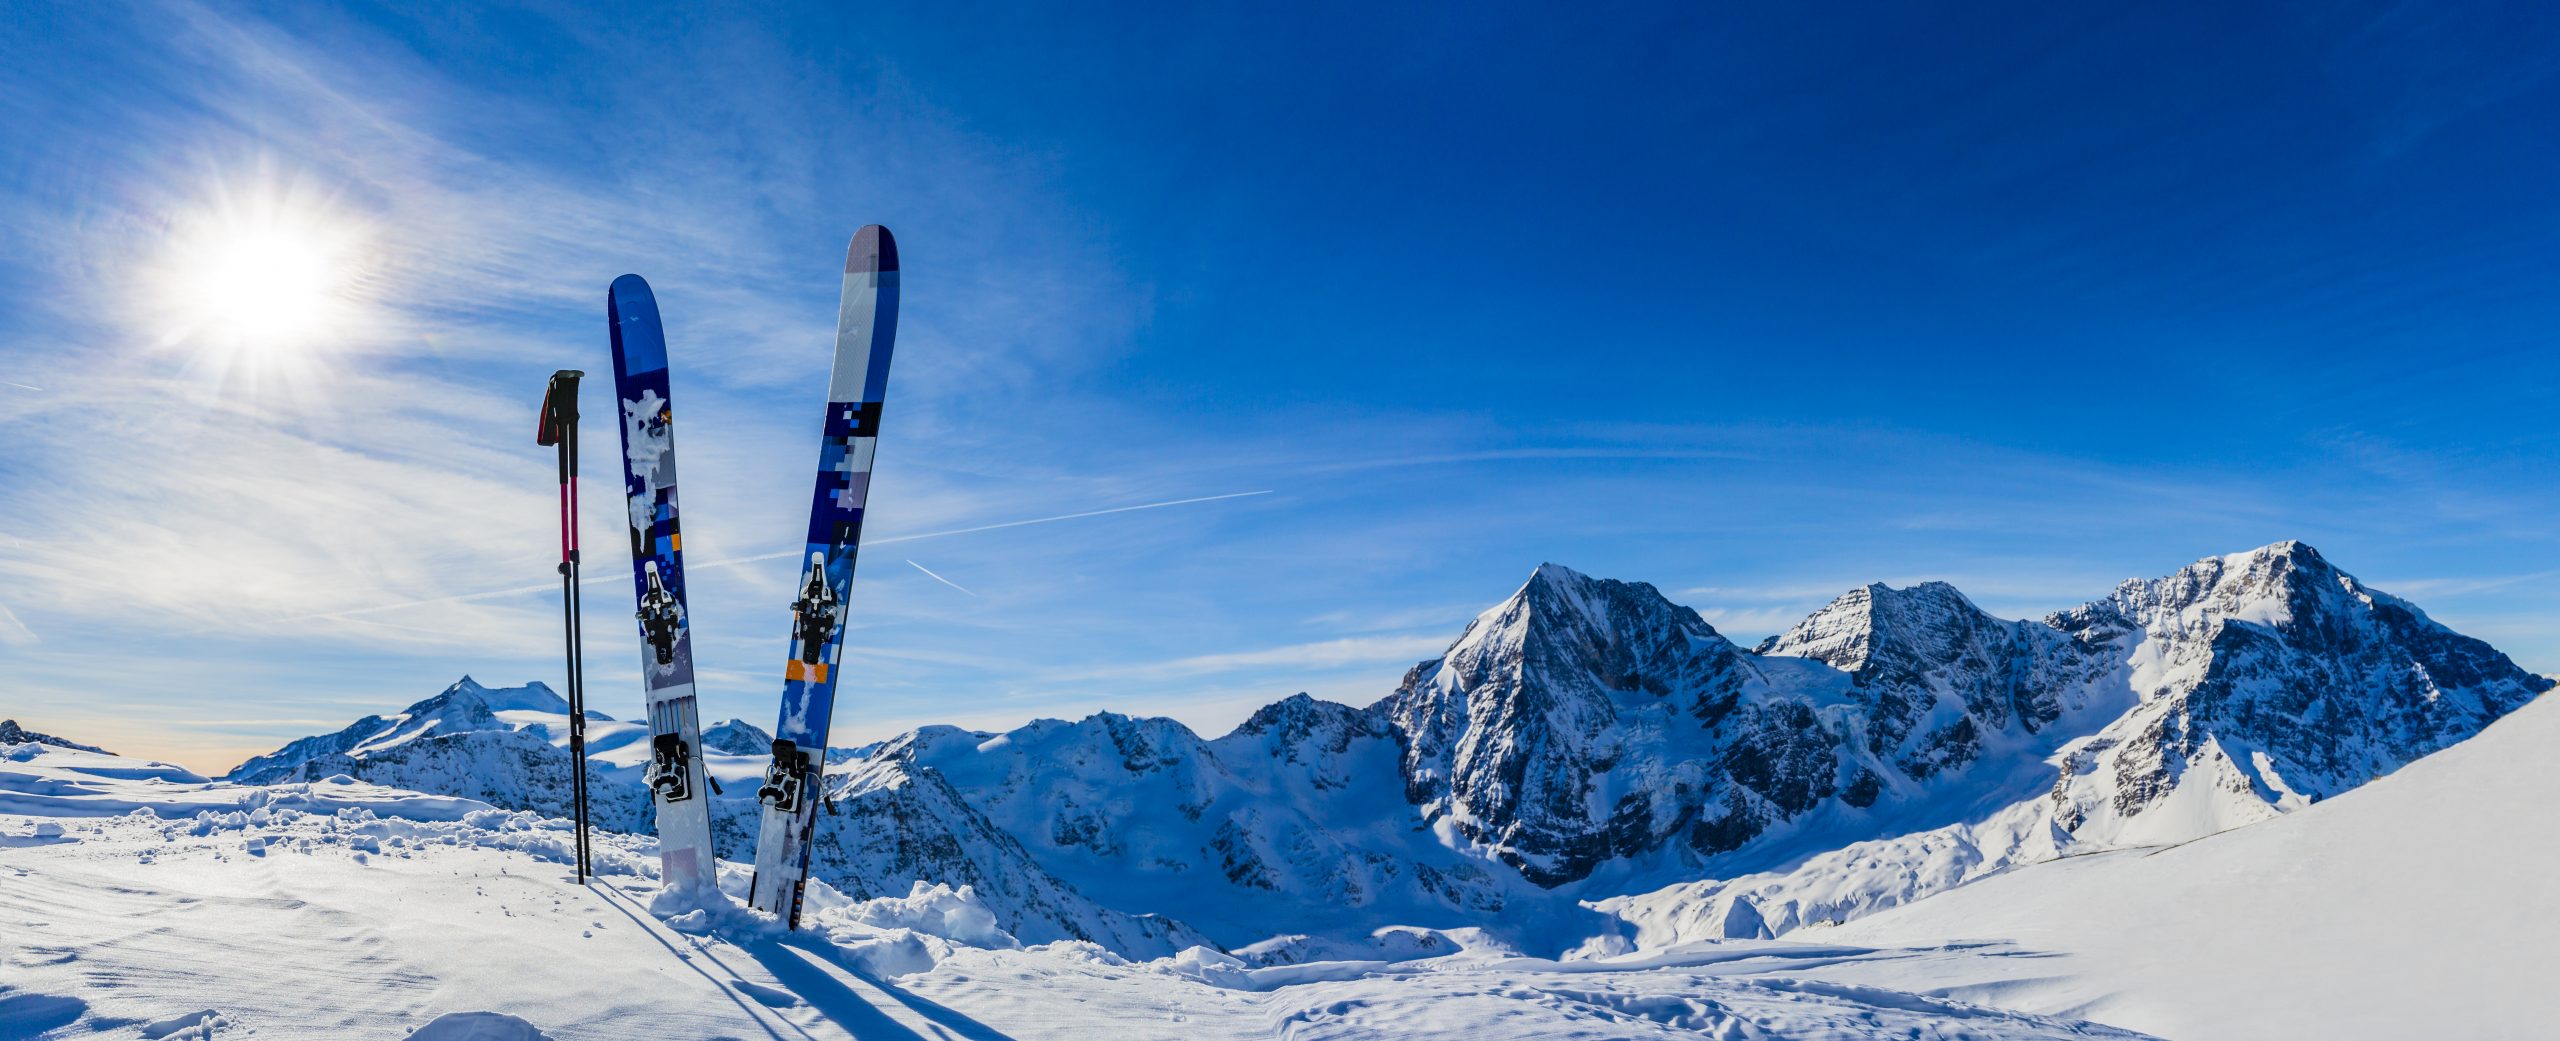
[1378,565,1767,885]
[0,719,108,754]
[1752,580,2122,779]
[221,542,2548,953]
[1372,565,2123,888]
[699,718,774,756]
[2040,541,2546,844]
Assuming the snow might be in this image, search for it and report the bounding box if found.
[0,738,2154,1040]
[20,541,2542,1037]
[1792,693,2560,1041]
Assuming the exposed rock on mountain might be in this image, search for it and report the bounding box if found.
[699,718,774,756]
[0,719,108,755]
[2042,541,2546,841]
[1593,541,2551,944]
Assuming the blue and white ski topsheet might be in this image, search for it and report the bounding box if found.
[749,226,900,926]
[606,274,719,898]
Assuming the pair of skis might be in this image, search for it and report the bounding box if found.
[604,226,901,928]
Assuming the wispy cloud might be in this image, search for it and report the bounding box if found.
[0,601,37,647]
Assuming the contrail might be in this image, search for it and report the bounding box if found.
[685,489,1274,570]
[905,559,978,597]
[282,489,1271,622]
[0,380,43,392]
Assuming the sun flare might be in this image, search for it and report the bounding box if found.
[146,172,376,382]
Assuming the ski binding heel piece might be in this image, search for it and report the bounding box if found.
[756,739,802,812]
[643,733,692,802]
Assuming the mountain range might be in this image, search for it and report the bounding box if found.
[218,541,2548,956]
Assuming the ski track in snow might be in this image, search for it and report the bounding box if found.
[0,741,2154,1040]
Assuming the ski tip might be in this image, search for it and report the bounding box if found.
[847,226,897,275]
[609,273,655,307]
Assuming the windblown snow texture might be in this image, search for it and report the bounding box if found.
[606,274,720,895]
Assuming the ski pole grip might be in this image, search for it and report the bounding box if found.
[536,370,584,452]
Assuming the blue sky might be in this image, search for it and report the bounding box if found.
[4,2,2558,769]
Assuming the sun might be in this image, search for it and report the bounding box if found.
[146,171,376,383]
[185,224,345,347]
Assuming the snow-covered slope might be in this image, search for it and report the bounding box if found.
[0,738,2166,1040]
[1798,692,2560,1041]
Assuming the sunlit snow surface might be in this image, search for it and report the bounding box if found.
[1798,694,2560,1041]
[0,742,2151,1040]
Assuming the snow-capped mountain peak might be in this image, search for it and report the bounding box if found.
[1380,564,1767,885]
[699,717,775,755]
[1756,580,1990,671]
[2042,540,2547,846]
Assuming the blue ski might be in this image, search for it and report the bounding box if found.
[606,274,719,898]
[748,226,901,927]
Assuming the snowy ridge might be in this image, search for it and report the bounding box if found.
[217,676,1205,957]
[884,700,1555,950]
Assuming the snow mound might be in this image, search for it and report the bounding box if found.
[408,1011,554,1040]
[830,881,1015,948]
[137,1009,229,1039]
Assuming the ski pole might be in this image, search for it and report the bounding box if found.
[537,369,594,883]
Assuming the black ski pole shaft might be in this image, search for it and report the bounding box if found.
[539,369,593,883]
[568,404,591,882]
[573,406,596,879]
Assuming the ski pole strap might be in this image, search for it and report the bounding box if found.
[536,369,584,479]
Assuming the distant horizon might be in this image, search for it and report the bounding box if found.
[31,534,2521,773]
